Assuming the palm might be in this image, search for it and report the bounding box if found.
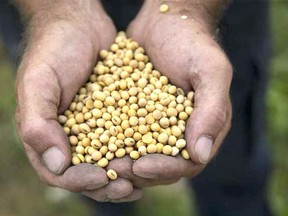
[125,10,232,181]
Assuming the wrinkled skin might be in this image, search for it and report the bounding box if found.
[16,2,142,202]
[15,1,232,202]
[119,1,233,186]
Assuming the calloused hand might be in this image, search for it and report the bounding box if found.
[110,0,232,187]
[15,1,141,202]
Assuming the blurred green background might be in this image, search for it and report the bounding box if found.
[0,1,287,216]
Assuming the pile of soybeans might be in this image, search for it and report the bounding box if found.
[57,32,194,180]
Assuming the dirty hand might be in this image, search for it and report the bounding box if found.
[15,0,141,202]
[111,0,233,187]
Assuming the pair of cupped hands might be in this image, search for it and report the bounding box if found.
[15,0,232,202]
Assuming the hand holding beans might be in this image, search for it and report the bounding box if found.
[15,1,141,202]
[125,0,233,185]
[15,0,232,202]
[57,32,195,181]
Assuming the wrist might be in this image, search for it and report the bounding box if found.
[23,0,113,49]
[142,0,229,33]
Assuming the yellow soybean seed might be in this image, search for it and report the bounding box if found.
[72,156,81,165]
[153,110,162,120]
[88,147,96,155]
[99,134,110,144]
[147,144,157,154]
[77,154,85,163]
[112,116,121,125]
[130,150,140,160]
[75,113,84,123]
[142,134,153,144]
[125,137,135,146]
[115,139,125,148]
[185,106,193,115]
[181,149,190,160]
[171,126,182,137]
[82,137,91,147]
[85,99,94,109]
[100,146,109,155]
[92,91,106,101]
[158,133,169,144]
[69,136,78,145]
[110,126,118,136]
[159,117,170,128]
[106,151,115,160]
[94,100,104,109]
[138,146,147,156]
[87,119,96,128]
[169,116,178,125]
[156,143,164,153]
[85,155,93,163]
[91,139,102,149]
[115,148,126,158]
[171,146,180,156]
[79,123,91,134]
[92,108,102,118]
[145,114,155,124]
[162,145,172,155]
[91,151,102,161]
[137,108,148,117]
[133,132,142,141]
[138,125,148,134]
[125,146,134,154]
[75,146,85,154]
[129,116,138,126]
[66,118,76,128]
[57,115,68,124]
[167,107,178,117]
[187,91,194,101]
[176,139,186,149]
[151,123,160,132]
[168,135,177,145]
[97,158,109,167]
[63,127,70,135]
[160,4,169,13]
[179,111,188,120]
[105,96,116,106]
[107,169,118,180]
[108,143,118,152]
[124,128,134,137]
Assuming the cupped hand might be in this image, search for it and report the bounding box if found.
[15,1,141,202]
[120,0,232,187]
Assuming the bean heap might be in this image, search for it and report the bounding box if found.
[58,32,194,180]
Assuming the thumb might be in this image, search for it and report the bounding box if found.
[16,63,71,175]
[185,58,232,165]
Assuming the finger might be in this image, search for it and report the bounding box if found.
[83,178,133,201]
[107,156,181,188]
[111,188,143,203]
[16,64,71,175]
[21,144,109,192]
[60,163,108,192]
[132,154,204,180]
[185,49,232,165]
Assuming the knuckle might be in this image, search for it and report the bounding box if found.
[20,119,46,145]
[210,104,227,130]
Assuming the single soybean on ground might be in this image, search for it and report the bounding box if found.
[57,32,194,180]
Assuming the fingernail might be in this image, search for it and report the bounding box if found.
[195,137,213,164]
[42,147,65,175]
